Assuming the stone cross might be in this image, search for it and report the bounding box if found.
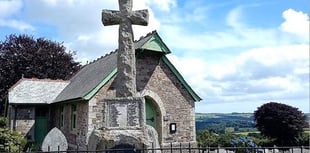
[102,0,149,97]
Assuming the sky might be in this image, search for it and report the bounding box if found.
[0,0,309,113]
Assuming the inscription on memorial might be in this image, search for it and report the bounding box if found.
[105,97,144,128]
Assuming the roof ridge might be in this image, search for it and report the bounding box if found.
[22,78,69,82]
[88,49,118,65]
[134,30,157,42]
[86,30,158,66]
[8,78,69,92]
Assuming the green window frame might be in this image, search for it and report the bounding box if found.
[71,104,77,130]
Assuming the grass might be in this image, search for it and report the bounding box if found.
[234,131,260,136]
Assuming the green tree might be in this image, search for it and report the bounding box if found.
[0,34,81,115]
[254,102,307,146]
[197,130,218,147]
[217,133,235,147]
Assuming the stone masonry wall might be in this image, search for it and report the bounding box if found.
[88,77,116,132]
[136,52,196,145]
[51,101,89,150]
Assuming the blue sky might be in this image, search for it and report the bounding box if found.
[0,0,309,113]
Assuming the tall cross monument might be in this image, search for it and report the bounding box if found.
[102,0,149,97]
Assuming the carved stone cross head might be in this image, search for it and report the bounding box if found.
[102,0,149,26]
[102,0,149,97]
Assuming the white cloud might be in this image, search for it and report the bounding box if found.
[169,44,309,110]
[280,8,309,38]
[237,45,309,66]
[0,0,34,31]
[0,0,22,18]
[77,35,91,41]
[145,0,176,12]
[21,0,160,62]
[0,19,34,31]
[160,8,309,54]
[226,6,244,28]
[160,25,286,51]
[24,0,159,37]
[163,7,309,112]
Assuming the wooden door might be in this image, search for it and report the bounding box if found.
[34,107,48,149]
[145,98,157,129]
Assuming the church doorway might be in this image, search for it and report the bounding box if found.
[144,96,163,142]
[34,106,48,149]
[145,98,157,129]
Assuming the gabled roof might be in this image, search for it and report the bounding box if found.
[8,78,69,104]
[135,30,171,54]
[54,31,201,103]
[54,51,117,102]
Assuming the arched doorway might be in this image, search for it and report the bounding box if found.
[145,98,157,129]
[139,90,166,145]
[144,96,163,145]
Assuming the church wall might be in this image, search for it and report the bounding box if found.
[88,77,116,131]
[50,101,89,150]
[136,52,196,146]
[49,78,116,150]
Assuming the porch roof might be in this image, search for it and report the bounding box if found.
[8,78,69,104]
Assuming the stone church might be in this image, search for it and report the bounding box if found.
[8,0,201,151]
[8,31,201,150]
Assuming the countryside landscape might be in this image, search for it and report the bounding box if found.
[195,112,310,147]
[196,113,310,133]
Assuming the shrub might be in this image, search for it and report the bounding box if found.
[0,118,26,152]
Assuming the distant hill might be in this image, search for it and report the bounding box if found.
[195,113,255,133]
[196,113,254,122]
[195,113,310,133]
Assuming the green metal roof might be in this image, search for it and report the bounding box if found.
[141,34,171,54]
[135,31,171,54]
